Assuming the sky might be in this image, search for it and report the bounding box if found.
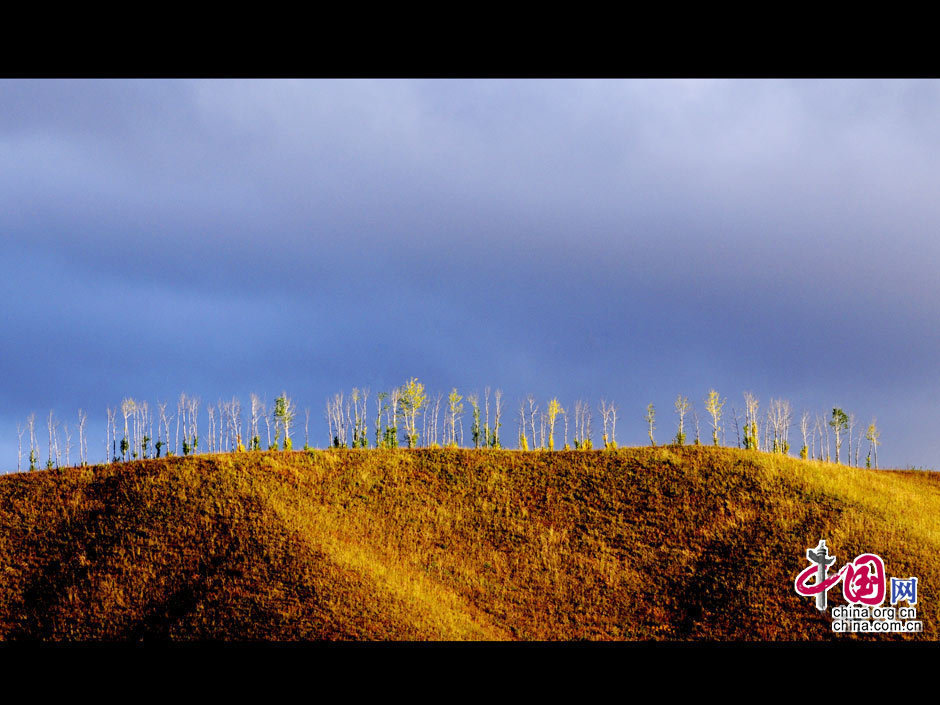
[1,78,938,470]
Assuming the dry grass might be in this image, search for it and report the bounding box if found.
[0,446,937,641]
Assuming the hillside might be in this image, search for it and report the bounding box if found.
[0,446,937,641]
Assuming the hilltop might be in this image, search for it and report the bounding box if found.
[0,446,937,641]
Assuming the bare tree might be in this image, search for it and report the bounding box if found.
[674,395,691,446]
[231,396,242,450]
[599,399,613,448]
[304,407,311,449]
[16,421,24,472]
[187,396,200,454]
[799,410,810,459]
[327,392,348,447]
[563,406,570,450]
[811,415,819,460]
[27,413,38,470]
[730,405,741,448]
[351,388,363,448]
[768,398,792,454]
[63,423,72,467]
[743,393,760,451]
[176,393,185,456]
[526,396,538,450]
[106,407,115,462]
[847,413,856,467]
[388,388,401,447]
[357,388,369,448]
[483,387,491,448]
[157,402,170,457]
[434,392,444,447]
[492,389,503,448]
[47,410,61,469]
[208,404,216,453]
[645,403,656,446]
[517,399,528,450]
[573,399,593,449]
[78,408,87,466]
[610,401,618,447]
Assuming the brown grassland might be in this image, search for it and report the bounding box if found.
[0,446,937,641]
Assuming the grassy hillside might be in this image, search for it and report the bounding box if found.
[1,446,937,641]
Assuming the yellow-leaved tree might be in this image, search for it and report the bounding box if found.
[704,389,725,446]
[400,378,427,449]
[546,398,564,451]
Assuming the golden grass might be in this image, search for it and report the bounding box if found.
[0,446,937,641]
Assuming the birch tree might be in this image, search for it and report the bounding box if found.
[121,398,134,461]
[742,393,759,451]
[468,393,481,449]
[546,398,563,451]
[400,378,427,449]
[249,394,262,451]
[157,402,170,457]
[563,406,570,450]
[187,396,200,455]
[27,413,37,470]
[799,410,810,460]
[374,392,387,448]
[63,423,72,467]
[518,400,528,450]
[16,421,24,472]
[704,390,725,446]
[645,404,656,446]
[599,399,613,449]
[208,405,216,453]
[730,406,741,448]
[483,387,491,450]
[353,388,369,448]
[526,396,539,450]
[768,398,792,454]
[350,387,367,448]
[865,420,880,469]
[492,389,502,448]
[47,410,58,469]
[847,413,856,467]
[829,408,848,464]
[674,395,691,446]
[327,393,346,448]
[446,388,462,447]
[106,407,115,462]
[304,408,311,450]
[386,388,400,448]
[176,394,185,456]
[274,392,295,450]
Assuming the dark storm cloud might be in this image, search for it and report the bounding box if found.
[1,79,939,469]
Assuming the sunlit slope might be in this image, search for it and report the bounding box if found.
[1,447,937,640]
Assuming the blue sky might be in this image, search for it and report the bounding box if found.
[1,79,938,469]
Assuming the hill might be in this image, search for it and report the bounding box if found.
[0,446,937,641]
